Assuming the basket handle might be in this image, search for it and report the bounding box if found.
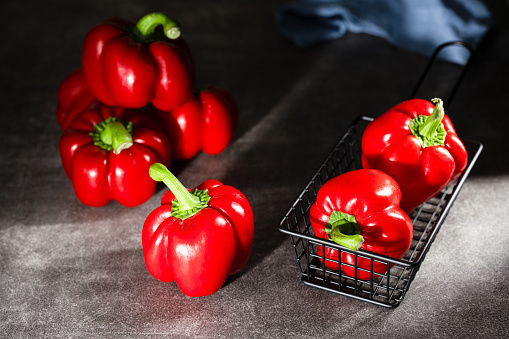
[409,41,475,108]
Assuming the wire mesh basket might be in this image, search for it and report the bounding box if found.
[278,42,483,307]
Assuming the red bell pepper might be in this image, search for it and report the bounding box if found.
[60,105,171,207]
[56,68,163,132]
[310,169,413,280]
[148,87,239,160]
[82,12,195,111]
[56,68,99,130]
[142,163,254,297]
[361,98,468,213]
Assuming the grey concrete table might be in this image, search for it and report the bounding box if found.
[1,1,508,338]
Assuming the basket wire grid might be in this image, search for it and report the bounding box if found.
[278,42,482,308]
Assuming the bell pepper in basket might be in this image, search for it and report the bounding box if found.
[142,163,254,297]
[361,98,468,213]
[310,169,413,280]
[82,12,195,111]
[148,87,239,160]
[60,105,171,207]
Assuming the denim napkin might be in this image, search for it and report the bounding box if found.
[275,0,494,64]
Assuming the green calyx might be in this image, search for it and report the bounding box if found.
[170,189,210,219]
[90,117,133,154]
[325,210,364,251]
[132,12,181,43]
[149,163,210,220]
[409,98,447,148]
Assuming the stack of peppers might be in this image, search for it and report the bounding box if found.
[57,12,239,207]
[56,13,253,297]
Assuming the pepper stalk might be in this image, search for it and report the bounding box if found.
[149,163,210,219]
[90,117,133,154]
[409,97,447,148]
[325,210,364,251]
[134,12,181,43]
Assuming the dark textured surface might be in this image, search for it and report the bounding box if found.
[1,1,508,338]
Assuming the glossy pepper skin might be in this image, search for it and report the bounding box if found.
[56,68,162,132]
[60,105,171,207]
[142,163,254,297]
[56,69,237,161]
[56,68,99,130]
[148,87,239,160]
[82,12,195,111]
[361,98,468,213]
[310,169,413,280]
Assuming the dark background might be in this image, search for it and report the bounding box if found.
[1,0,508,337]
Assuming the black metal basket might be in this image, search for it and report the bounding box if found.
[278,42,483,308]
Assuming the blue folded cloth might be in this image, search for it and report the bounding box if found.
[275,0,494,64]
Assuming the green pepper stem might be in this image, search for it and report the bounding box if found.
[419,98,445,138]
[90,117,133,154]
[106,121,133,154]
[409,97,447,148]
[326,211,364,251]
[149,163,200,211]
[136,12,181,40]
